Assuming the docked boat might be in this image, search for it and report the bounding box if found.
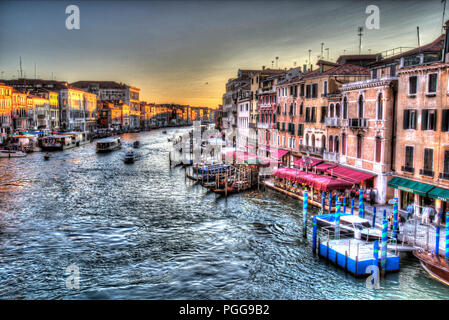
[315,214,382,241]
[213,181,251,195]
[133,141,140,148]
[96,136,122,152]
[41,132,89,151]
[414,250,449,286]
[124,149,135,164]
[0,150,27,158]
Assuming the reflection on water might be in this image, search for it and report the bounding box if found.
[0,128,448,299]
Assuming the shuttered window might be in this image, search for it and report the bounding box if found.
[405,146,414,168]
[442,110,449,132]
[424,148,434,171]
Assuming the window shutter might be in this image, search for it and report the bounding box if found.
[443,110,449,132]
[422,110,428,130]
[403,110,409,129]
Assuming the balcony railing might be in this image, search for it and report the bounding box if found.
[299,144,324,156]
[257,123,271,129]
[249,123,257,129]
[420,168,434,177]
[323,151,339,162]
[439,172,449,180]
[401,166,415,174]
[324,117,342,127]
[348,118,368,128]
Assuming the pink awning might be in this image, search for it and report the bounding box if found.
[270,148,290,160]
[314,162,338,171]
[325,165,376,184]
[274,170,353,191]
[273,168,307,182]
[294,157,323,169]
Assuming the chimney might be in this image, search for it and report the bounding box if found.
[262,65,265,70]
[303,64,307,73]
[309,64,313,72]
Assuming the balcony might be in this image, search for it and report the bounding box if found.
[257,123,271,129]
[299,144,324,156]
[249,123,257,129]
[324,117,342,127]
[420,169,434,178]
[323,151,339,162]
[439,172,449,180]
[401,166,415,174]
[348,118,368,129]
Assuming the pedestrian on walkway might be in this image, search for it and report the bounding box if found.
[421,207,429,225]
[406,203,414,220]
[429,206,435,224]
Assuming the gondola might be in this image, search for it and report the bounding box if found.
[413,250,449,286]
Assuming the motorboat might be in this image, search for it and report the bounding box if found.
[315,214,382,241]
[124,149,135,164]
[414,250,449,286]
[96,136,122,152]
[0,150,27,158]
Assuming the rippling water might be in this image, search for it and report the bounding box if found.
[0,128,448,299]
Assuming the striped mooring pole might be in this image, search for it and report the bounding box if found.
[343,197,347,214]
[328,192,332,215]
[381,218,388,275]
[372,206,377,228]
[321,191,325,213]
[392,197,399,239]
[335,198,341,239]
[383,209,387,222]
[435,225,440,256]
[312,216,317,254]
[303,190,308,238]
[373,240,379,267]
[446,212,449,260]
[351,199,354,215]
[358,189,364,218]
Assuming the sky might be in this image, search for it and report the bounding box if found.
[0,0,445,107]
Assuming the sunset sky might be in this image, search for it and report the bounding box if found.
[0,0,445,108]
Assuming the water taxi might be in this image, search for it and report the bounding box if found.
[96,136,122,152]
[316,214,382,241]
[124,149,135,163]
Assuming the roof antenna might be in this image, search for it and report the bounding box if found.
[19,56,23,78]
[321,42,324,59]
[357,26,364,54]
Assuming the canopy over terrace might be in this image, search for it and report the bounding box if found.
[294,157,323,169]
[223,150,280,166]
[325,165,376,184]
[273,168,353,192]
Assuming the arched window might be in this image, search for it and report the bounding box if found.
[293,102,297,115]
[334,136,340,153]
[335,103,341,118]
[311,134,316,148]
[375,137,382,162]
[377,93,383,120]
[357,134,363,159]
[300,102,304,116]
[305,133,309,146]
[329,135,334,152]
[358,95,364,118]
[329,103,335,117]
[343,97,348,119]
[322,135,326,149]
[341,133,346,156]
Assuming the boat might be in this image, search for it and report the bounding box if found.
[96,136,122,152]
[213,181,251,195]
[0,150,27,158]
[41,132,89,151]
[44,153,51,161]
[315,214,382,241]
[124,149,135,164]
[162,130,167,134]
[413,250,449,286]
[133,141,140,148]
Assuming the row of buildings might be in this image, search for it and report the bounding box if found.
[221,21,449,214]
[0,79,214,142]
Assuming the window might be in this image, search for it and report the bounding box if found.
[305,107,310,122]
[357,135,363,159]
[297,124,303,136]
[341,134,346,156]
[335,103,341,118]
[443,150,449,174]
[421,109,437,131]
[423,148,434,173]
[377,94,383,120]
[405,146,414,169]
[311,84,318,98]
[334,136,339,153]
[358,95,364,118]
[343,97,348,119]
[300,84,305,97]
[403,109,417,129]
[372,69,378,79]
[428,74,437,94]
[329,135,334,152]
[329,104,334,117]
[409,76,417,95]
[442,110,449,132]
[299,102,303,116]
[311,107,316,122]
[375,137,382,163]
[390,65,396,77]
[320,106,327,123]
[306,85,311,98]
[323,81,328,96]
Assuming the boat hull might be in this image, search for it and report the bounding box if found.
[414,250,449,286]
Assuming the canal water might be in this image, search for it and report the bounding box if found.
[0,128,448,299]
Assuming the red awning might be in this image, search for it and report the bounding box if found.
[270,148,290,160]
[273,168,307,182]
[314,162,338,171]
[294,157,323,169]
[325,165,376,184]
